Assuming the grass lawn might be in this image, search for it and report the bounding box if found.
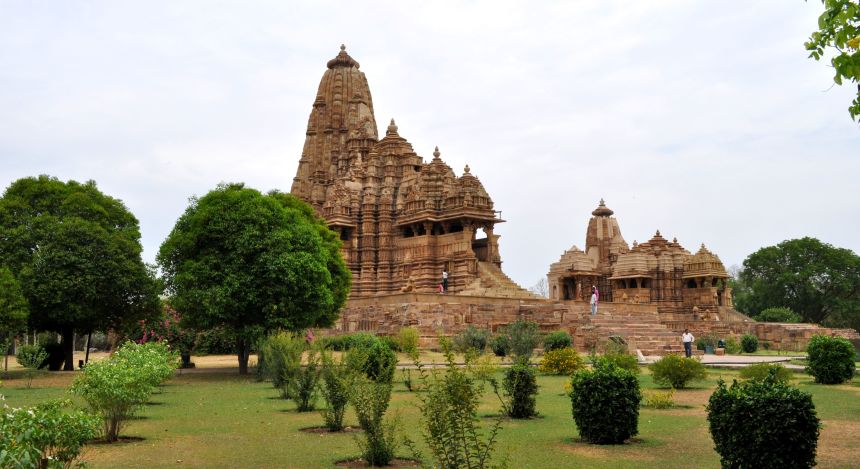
[1,354,858,469]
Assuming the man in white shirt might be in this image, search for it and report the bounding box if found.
[442,270,448,293]
[682,329,695,358]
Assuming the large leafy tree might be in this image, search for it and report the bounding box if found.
[737,237,860,330]
[0,175,160,370]
[0,266,29,370]
[157,184,350,374]
[805,0,860,122]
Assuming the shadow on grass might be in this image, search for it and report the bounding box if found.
[89,436,146,445]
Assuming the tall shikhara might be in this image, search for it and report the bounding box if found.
[291,46,533,298]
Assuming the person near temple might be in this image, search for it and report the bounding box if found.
[442,269,448,293]
[681,329,695,358]
[590,286,598,315]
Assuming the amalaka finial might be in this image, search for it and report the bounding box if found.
[673,237,678,243]
[327,44,359,69]
[591,198,614,217]
[464,164,471,174]
[340,44,346,51]
[433,146,441,159]
[655,230,662,237]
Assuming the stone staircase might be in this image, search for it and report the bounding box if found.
[576,305,685,356]
[457,261,541,299]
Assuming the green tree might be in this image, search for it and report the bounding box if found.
[738,238,860,330]
[0,266,29,371]
[0,176,160,370]
[805,0,860,122]
[157,184,350,374]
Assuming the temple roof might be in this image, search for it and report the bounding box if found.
[591,198,614,217]
[327,44,360,69]
[682,244,728,278]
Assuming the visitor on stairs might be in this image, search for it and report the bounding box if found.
[682,329,695,358]
[442,269,448,293]
[590,286,598,315]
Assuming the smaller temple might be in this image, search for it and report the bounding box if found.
[547,200,731,311]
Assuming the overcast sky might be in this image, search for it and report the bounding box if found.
[2,1,858,289]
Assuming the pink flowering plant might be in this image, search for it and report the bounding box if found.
[138,305,195,355]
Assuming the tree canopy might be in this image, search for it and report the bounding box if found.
[0,266,29,348]
[157,184,350,374]
[805,0,860,122]
[0,175,160,370]
[736,237,860,330]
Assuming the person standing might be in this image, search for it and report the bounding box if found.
[682,329,695,358]
[441,269,448,293]
[590,286,598,316]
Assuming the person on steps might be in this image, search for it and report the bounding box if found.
[442,269,448,293]
[590,286,598,316]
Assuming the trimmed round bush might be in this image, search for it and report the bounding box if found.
[503,362,539,418]
[569,362,641,444]
[453,325,490,353]
[543,331,572,352]
[649,354,707,389]
[491,334,509,357]
[593,352,640,375]
[741,334,759,353]
[362,340,397,383]
[739,363,793,384]
[805,335,856,384]
[707,373,820,468]
[539,348,585,375]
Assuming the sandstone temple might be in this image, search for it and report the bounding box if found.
[291,46,858,354]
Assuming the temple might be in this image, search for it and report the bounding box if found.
[291,45,532,298]
[548,199,732,313]
[292,47,857,353]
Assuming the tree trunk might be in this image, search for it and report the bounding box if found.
[62,326,75,371]
[85,331,92,364]
[237,337,249,374]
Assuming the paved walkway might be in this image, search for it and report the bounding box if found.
[642,353,806,371]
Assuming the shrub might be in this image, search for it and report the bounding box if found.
[71,348,162,441]
[649,354,707,389]
[404,339,503,469]
[504,320,540,360]
[707,373,820,468]
[262,331,305,397]
[543,331,572,352]
[360,339,398,383]
[396,326,420,356]
[642,389,675,409]
[740,334,759,353]
[739,363,793,383]
[490,334,509,357]
[320,351,356,431]
[290,347,321,412]
[499,361,538,418]
[111,341,179,389]
[592,351,640,375]
[453,325,491,353]
[344,332,379,351]
[539,348,585,375]
[756,307,802,323]
[0,399,100,468]
[467,353,500,382]
[350,377,398,466]
[570,362,641,444]
[805,335,856,384]
[723,337,741,354]
[379,335,400,352]
[16,344,47,388]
